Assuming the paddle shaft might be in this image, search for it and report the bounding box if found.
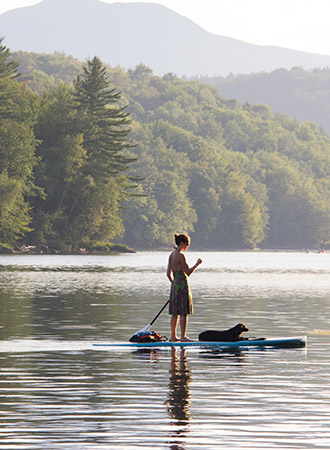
[149,299,170,327]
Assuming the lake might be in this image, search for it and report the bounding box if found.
[0,251,329,449]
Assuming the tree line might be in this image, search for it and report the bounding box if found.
[1,43,329,251]
[1,41,134,252]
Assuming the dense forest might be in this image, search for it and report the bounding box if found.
[1,43,329,251]
[195,67,330,135]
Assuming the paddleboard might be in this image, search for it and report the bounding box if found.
[93,336,306,349]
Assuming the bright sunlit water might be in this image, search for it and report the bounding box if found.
[0,251,329,449]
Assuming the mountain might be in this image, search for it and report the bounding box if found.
[1,0,330,76]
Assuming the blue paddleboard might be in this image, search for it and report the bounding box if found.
[93,336,307,349]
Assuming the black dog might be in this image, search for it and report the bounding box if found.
[198,323,249,342]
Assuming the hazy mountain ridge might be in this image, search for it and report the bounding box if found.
[1,0,330,76]
[197,67,330,134]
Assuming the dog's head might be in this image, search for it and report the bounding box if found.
[236,323,249,333]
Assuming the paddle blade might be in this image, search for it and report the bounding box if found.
[129,326,151,342]
[137,323,151,334]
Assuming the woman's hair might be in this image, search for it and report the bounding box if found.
[175,233,190,246]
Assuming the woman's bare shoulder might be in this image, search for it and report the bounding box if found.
[168,250,176,260]
[172,251,186,268]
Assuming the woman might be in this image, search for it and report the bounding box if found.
[167,234,202,342]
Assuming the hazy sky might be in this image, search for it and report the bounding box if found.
[0,0,329,55]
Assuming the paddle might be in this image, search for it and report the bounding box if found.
[133,299,170,335]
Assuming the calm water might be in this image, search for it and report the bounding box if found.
[0,251,329,449]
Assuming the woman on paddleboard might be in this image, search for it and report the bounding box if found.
[167,233,202,342]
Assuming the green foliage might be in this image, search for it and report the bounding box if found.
[198,67,330,135]
[11,51,83,94]
[107,65,329,249]
[0,40,39,246]
[1,49,329,250]
[29,57,135,249]
[122,123,196,248]
[81,241,134,253]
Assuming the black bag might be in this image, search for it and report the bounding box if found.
[129,331,167,343]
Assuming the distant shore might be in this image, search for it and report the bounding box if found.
[0,244,136,255]
[0,244,327,255]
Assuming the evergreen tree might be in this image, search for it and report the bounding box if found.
[70,56,136,245]
[73,56,135,178]
[0,39,19,120]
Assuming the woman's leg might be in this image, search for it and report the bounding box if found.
[180,315,194,342]
[180,315,188,341]
[170,315,179,341]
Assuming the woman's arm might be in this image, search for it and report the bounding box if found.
[182,255,202,276]
[167,255,173,282]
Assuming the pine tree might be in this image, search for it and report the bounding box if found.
[73,56,135,178]
[0,38,20,120]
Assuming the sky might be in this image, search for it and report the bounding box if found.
[0,0,330,55]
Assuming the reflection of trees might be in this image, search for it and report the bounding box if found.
[166,347,191,449]
[0,291,33,339]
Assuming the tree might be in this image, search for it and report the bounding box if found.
[122,125,196,248]
[0,39,38,246]
[73,56,136,177]
[218,172,265,248]
[31,57,136,248]
[71,56,136,244]
[0,39,19,119]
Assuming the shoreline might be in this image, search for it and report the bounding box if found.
[0,245,327,255]
[0,244,136,255]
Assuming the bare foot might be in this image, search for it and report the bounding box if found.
[181,337,195,342]
[170,337,180,342]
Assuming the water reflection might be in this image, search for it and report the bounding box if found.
[167,348,191,424]
[132,348,162,364]
[199,347,247,361]
[132,347,192,449]
[166,348,191,450]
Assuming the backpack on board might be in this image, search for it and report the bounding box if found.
[129,330,167,343]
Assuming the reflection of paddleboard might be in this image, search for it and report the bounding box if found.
[93,336,307,349]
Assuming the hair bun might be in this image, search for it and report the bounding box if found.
[174,233,190,246]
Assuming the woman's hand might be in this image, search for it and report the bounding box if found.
[196,258,202,266]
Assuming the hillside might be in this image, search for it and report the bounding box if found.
[1,0,330,76]
[1,48,328,251]
[197,67,330,134]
